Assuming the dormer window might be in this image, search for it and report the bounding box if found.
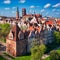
[8,30,13,40]
[9,35,13,40]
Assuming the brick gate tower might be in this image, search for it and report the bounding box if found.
[6,23,27,57]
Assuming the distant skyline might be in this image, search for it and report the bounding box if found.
[0,0,60,18]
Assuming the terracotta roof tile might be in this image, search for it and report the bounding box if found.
[56,20,60,25]
[46,21,53,25]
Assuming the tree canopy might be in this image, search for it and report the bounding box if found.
[53,31,60,44]
[31,40,46,60]
[50,50,60,60]
[0,23,10,42]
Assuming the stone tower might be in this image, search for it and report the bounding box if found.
[16,7,19,20]
[6,23,27,57]
[22,8,26,16]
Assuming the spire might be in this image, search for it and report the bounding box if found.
[16,7,19,20]
[16,7,19,12]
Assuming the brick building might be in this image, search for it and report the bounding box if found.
[6,23,27,56]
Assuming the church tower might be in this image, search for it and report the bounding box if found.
[16,7,19,20]
[6,23,27,57]
[22,8,26,16]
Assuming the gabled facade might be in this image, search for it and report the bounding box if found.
[6,23,27,56]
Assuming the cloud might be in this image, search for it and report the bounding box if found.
[29,10,34,14]
[40,9,45,13]
[3,0,11,4]
[5,8,10,10]
[30,5,40,8]
[12,11,15,13]
[30,5,35,8]
[12,7,16,9]
[44,3,51,8]
[52,9,56,12]
[19,0,26,3]
[52,3,60,7]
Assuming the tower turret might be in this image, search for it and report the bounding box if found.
[22,8,26,16]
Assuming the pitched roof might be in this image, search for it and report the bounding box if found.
[56,20,60,25]
[46,20,53,25]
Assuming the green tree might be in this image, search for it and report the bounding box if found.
[53,31,60,44]
[1,23,10,37]
[31,40,46,60]
[50,50,60,60]
[0,23,10,42]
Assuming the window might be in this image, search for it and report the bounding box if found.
[8,31,13,40]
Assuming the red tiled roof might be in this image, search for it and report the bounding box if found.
[56,20,60,25]
[28,26,34,31]
[46,21,53,25]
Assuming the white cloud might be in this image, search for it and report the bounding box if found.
[52,3,60,7]
[3,0,11,4]
[52,9,56,12]
[44,3,51,8]
[12,7,16,9]
[5,8,10,10]
[12,11,15,13]
[19,0,26,3]
[30,5,35,8]
[40,9,45,13]
[30,5,40,8]
[29,10,34,14]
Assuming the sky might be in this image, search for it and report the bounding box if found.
[0,0,60,18]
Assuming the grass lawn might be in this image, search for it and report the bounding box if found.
[45,56,50,60]
[3,52,31,60]
[56,48,60,53]
[0,55,6,60]
[13,55,31,60]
